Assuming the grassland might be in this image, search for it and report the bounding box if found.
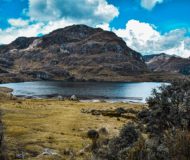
[0,94,144,160]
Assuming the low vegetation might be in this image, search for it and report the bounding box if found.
[1,79,189,160]
[91,79,190,160]
[0,93,144,160]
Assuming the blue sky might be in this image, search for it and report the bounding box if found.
[0,0,27,29]
[108,0,190,32]
[0,0,190,57]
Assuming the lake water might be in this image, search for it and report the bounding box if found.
[0,81,167,103]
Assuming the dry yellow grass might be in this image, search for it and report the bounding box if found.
[0,98,144,160]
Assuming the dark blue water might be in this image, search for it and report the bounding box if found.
[0,81,167,103]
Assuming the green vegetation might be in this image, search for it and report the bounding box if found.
[0,92,143,160]
[1,79,189,160]
[91,79,190,160]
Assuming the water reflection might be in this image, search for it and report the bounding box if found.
[0,81,167,103]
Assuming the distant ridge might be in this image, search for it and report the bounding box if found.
[144,53,190,75]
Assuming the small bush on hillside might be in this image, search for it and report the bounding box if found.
[91,123,139,160]
[108,123,139,160]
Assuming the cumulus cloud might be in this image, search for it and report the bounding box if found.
[0,23,42,44]
[113,20,190,58]
[141,0,164,10]
[0,0,189,58]
[8,18,29,27]
[0,19,76,44]
[0,0,118,44]
[184,38,190,50]
[1,18,190,58]
[29,0,119,24]
[1,20,111,44]
[96,23,111,31]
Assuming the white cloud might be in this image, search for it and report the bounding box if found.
[8,18,29,27]
[1,19,190,58]
[0,0,118,44]
[141,0,164,10]
[0,19,76,44]
[0,23,43,44]
[184,38,190,50]
[29,0,119,24]
[96,23,110,31]
[113,20,190,58]
[0,0,189,59]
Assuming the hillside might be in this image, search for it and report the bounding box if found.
[0,25,148,83]
[144,53,190,75]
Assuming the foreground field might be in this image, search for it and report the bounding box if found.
[0,97,144,160]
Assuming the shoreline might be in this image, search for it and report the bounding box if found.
[0,81,166,104]
[0,72,186,85]
[0,78,171,84]
[9,96,146,105]
[15,95,145,103]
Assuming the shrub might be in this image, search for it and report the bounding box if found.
[92,123,139,160]
[139,79,190,135]
[165,129,190,160]
[87,130,99,150]
[90,79,190,160]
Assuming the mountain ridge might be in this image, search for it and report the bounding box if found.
[0,24,150,83]
[144,53,190,75]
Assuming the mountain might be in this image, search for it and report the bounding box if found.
[0,25,148,83]
[144,53,190,75]
[143,53,174,62]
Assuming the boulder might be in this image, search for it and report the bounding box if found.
[57,95,63,100]
[70,95,78,101]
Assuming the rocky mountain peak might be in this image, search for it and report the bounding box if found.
[10,37,36,49]
[0,24,148,83]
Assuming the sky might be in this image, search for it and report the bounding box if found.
[0,0,190,57]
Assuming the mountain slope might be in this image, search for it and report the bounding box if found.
[144,53,190,75]
[0,25,148,83]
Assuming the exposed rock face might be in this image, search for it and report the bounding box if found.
[0,25,148,83]
[144,53,190,75]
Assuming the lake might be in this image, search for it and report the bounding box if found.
[0,81,167,103]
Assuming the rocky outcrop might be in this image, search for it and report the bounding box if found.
[0,25,148,83]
